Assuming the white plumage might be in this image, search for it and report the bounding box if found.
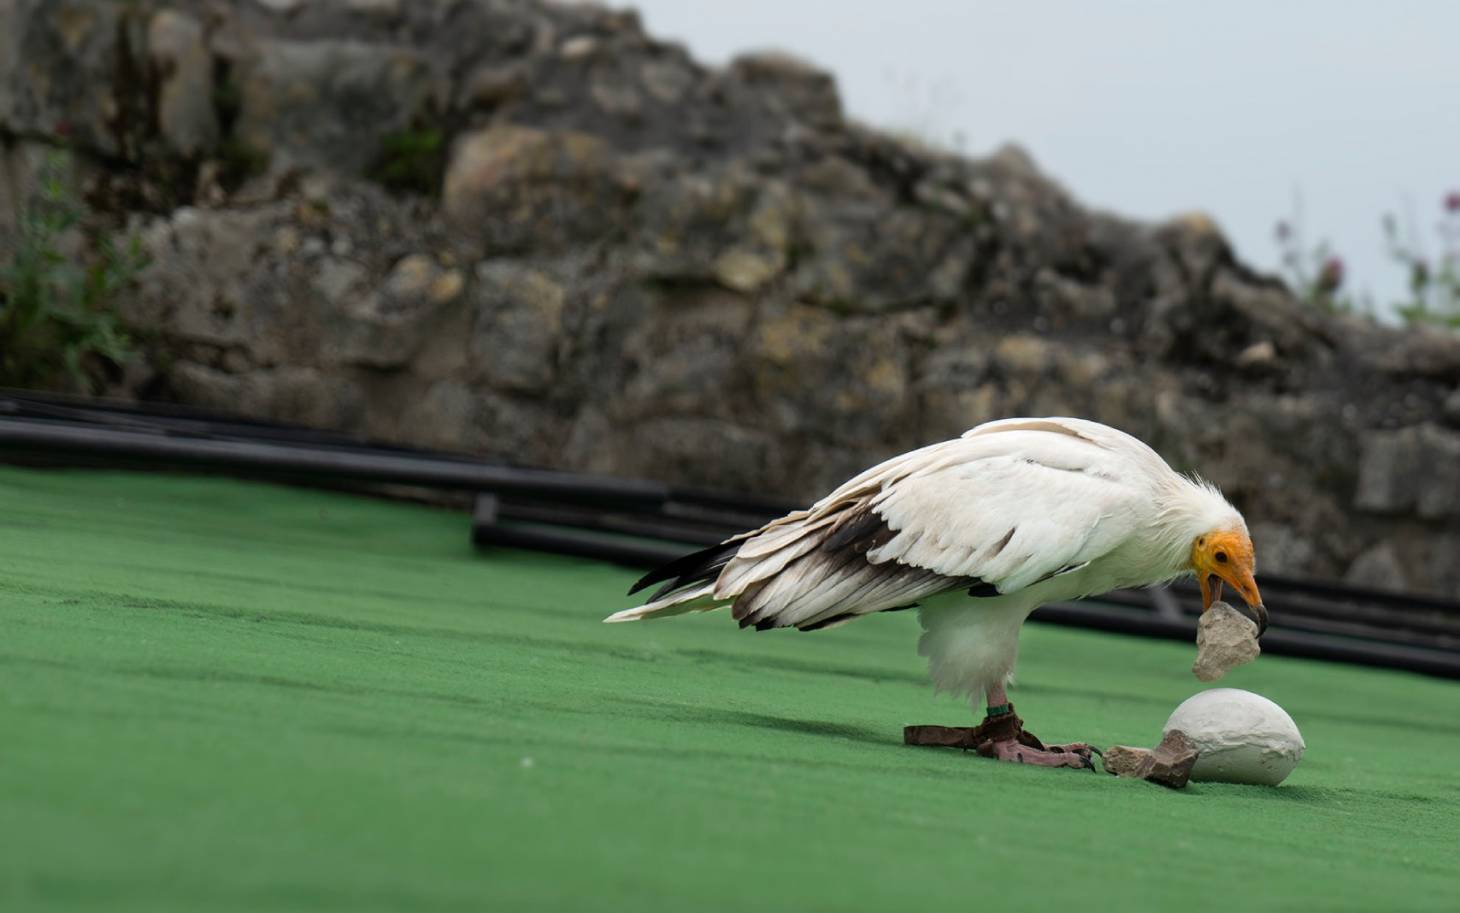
[606,417,1259,718]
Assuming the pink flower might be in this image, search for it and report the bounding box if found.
[1445,190,1460,213]
[1317,257,1344,293]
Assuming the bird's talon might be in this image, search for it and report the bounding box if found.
[984,738,1093,769]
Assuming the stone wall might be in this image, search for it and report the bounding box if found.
[2,0,1459,595]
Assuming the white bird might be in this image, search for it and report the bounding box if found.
[605,417,1265,769]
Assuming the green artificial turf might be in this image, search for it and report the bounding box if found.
[2,466,1458,913]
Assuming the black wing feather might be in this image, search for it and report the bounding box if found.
[628,540,740,597]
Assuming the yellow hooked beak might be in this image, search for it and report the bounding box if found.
[1192,529,1267,636]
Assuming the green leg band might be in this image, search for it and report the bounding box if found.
[986,702,1014,718]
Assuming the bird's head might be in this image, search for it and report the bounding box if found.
[1190,528,1266,635]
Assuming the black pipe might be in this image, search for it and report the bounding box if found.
[0,417,672,507]
[0,387,380,448]
[498,500,736,547]
[472,521,685,569]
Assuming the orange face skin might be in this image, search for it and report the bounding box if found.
[1190,528,1264,621]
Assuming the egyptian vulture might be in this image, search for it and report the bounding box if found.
[606,417,1265,769]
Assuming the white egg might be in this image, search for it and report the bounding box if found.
[1163,688,1305,786]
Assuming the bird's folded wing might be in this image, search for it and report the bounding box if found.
[620,419,1156,631]
[863,428,1148,595]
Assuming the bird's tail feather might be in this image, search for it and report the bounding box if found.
[608,538,745,622]
[604,584,727,622]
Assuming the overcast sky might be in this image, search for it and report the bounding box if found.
[629,0,1460,316]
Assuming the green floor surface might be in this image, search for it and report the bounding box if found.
[1,466,1457,912]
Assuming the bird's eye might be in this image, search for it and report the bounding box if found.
[1215,551,1229,564]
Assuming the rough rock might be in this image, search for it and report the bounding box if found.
[234,38,444,177]
[1444,387,1460,425]
[1344,542,1409,592]
[1355,425,1460,519]
[1193,601,1261,682]
[728,51,842,130]
[147,10,218,156]
[2,0,1460,598]
[0,1,135,157]
[471,261,566,392]
[1246,522,1316,576]
[442,125,629,253]
[1102,730,1200,789]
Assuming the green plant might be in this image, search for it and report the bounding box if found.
[1276,190,1460,328]
[369,127,445,196]
[1274,201,1362,316]
[1384,194,1460,328]
[0,151,145,391]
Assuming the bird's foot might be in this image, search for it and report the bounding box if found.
[1021,732,1101,760]
[978,738,1096,770]
[903,704,1096,771]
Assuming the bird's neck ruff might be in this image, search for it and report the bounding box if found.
[1151,475,1247,573]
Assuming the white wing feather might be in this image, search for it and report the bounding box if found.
[609,417,1165,627]
[866,441,1145,593]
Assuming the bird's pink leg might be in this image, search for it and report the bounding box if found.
[987,683,1010,708]
[978,685,1094,770]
